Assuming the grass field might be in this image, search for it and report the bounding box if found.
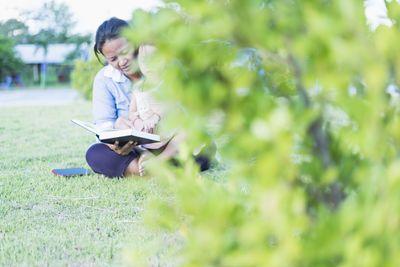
[0,103,173,266]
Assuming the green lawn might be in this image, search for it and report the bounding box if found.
[0,103,167,266]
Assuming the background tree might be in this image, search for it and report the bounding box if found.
[0,19,30,44]
[123,0,400,266]
[27,0,76,42]
[0,34,23,82]
[17,0,91,87]
[21,0,91,52]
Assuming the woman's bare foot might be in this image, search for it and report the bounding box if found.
[138,149,155,176]
[123,158,140,177]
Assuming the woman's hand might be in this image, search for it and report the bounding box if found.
[106,140,137,156]
[114,117,132,130]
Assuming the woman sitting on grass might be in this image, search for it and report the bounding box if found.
[85,17,213,178]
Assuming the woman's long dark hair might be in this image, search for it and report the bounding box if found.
[94,17,130,65]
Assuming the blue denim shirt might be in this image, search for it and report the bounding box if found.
[92,65,133,130]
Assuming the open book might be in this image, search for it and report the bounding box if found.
[71,119,160,146]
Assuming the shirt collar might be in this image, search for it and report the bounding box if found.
[103,65,129,83]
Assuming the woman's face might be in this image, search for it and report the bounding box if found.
[101,37,139,76]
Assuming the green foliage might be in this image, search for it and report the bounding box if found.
[71,56,103,100]
[123,0,400,266]
[0,34,23,81]
[0,18,30,44]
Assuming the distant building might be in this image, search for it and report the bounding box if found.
[14,43,89,87]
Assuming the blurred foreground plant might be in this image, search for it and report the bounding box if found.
[124,0,400,265]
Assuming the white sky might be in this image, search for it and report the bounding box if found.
[364,0,392,29]
[0,0,164,35]
[0,0,391,35]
